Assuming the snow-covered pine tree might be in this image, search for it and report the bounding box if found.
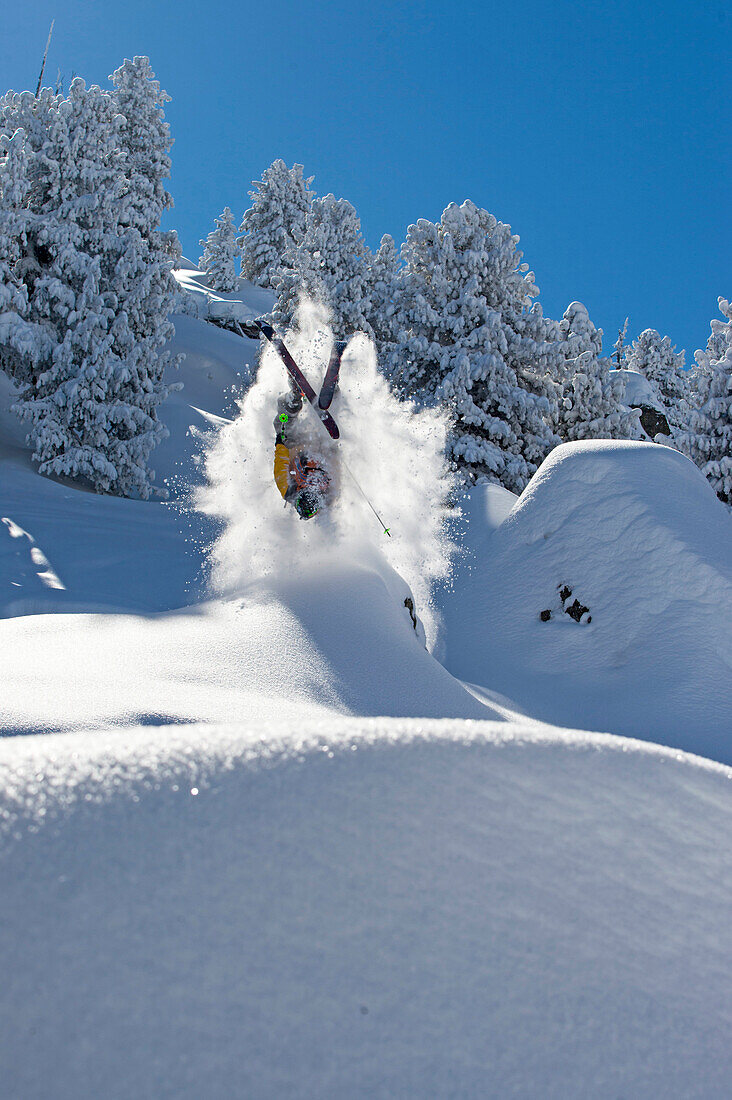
[0,87,61,380]
[0,127,48,383]
[199,206,239,291]
[388,200,560,492]
[273,194,373,337]
[5,79,145,492]
[238,159,314,288]
[554,302,640,442]
[369,232,402,368]
[614,317,628,368]
[111,53,181,346]
[106,56,183,493]
[0,64,180,498]
[623,328,688,438]
[683,297,732,504]
[110,56,177,240]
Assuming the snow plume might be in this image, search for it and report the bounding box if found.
[199,298,456,648]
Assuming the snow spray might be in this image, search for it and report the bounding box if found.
[198,298,457,650]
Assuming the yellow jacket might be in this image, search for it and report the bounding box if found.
[274,442,291,499]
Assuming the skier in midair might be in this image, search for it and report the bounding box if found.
[269,334,346,520]
[235,320,344,520]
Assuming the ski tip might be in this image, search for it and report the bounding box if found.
[320,412,339,438]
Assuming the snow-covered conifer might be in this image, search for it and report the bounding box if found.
[199,206,240,291]
[0,66,180,498]
[0,88,61,359]
[0,127,44,382]
[273,194,373,337]
[388,200,560,492]
[238,160,314,288]
[623,328,688,438]
[614,317,629,368]
[110,56,176,238]
[683,298,732,504]
[106,57,183,492]
[555,302,641,442]
[369,232,402,367]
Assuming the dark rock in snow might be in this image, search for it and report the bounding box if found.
[566,598,590,623]
[636,404,671,441]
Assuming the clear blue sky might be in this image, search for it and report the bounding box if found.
[2,0,729,358]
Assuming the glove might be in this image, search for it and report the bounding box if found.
[274,414,286,444]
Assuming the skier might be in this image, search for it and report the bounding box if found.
[269,334,346,520]
[273,381,331,520]
[239,320,390,536]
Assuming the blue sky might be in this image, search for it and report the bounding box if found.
[2,0,729,358]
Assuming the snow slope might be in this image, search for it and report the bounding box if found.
[0,308,252,618]
[438,440,732,763]
[0,561,493,735]
[2,719,730,1099]
[1,293,493,730]
[2,269,731,1098]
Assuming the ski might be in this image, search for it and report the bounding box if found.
[237,320,340,440]
[318,339,346,410]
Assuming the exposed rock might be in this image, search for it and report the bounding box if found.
[636,404,671,441]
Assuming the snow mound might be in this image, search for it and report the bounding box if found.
[614,368,665,411]
[0,561,494,735]
[439,440,732,763]
[1,718,730,1099]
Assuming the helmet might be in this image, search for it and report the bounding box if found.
[294,488,319,520]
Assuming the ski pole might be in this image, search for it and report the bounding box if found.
[339,454,391,537]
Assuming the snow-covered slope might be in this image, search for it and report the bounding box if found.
[438,440,732,763]
[2,719,730,1099]
[1,292,494,730]
[2,269,731,1098]
[0,306,255,618]
[0,560,494,734]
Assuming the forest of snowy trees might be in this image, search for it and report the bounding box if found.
[0,59,729,503]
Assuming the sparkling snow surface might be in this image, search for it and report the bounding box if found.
[1,720,731,1099]
[1,278,731,1097]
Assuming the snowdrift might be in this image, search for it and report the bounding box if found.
[0,562,492,735]
[2,718,730,1099]
[439,440,732,763]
